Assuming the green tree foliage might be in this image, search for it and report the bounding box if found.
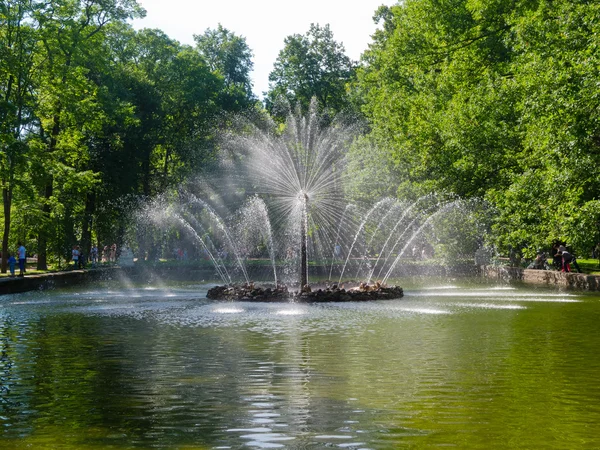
[0,0,259,267]
[79,25,247,258]
[29,0,143,269]
[105,28,222,195]
[0,0,40,271]
[357,0,600,257]
[266,24,356,117]
[194,24,256,108]
[343,135,399,204]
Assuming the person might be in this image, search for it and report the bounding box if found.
[72,245,79,269]
[334,244,342,259]
[7,253,16,277]
[17,242,26,276]
[77,246,84,269]
[551,243,562,270]
[509,246,521,267]
[90,245,98,268]
[527,251,548,270]
[558,245,572,272]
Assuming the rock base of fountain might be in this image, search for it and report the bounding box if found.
[206,282,404,302]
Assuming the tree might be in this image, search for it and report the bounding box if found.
[489,0,600,255]
[89,25,246,259]
[0,0,39,272]
[194,24,255,108]
[0,1,267,268]
[32,0,145,269]
[102,27,224,195]
[356,0,600,256]
[266,23,355,116]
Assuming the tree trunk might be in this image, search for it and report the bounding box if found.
[37,181,53,270]
[162,146,171,190]
[1,72,15,274]
[81,191,95,257]
[1,184,12,273]
[142,149,151,197]
[37,110,61,270]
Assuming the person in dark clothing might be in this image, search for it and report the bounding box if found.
[551,243,562,270]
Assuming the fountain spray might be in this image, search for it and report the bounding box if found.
[300,191,309,289]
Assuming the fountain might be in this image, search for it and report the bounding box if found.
[117,246,135,267]
[143,101,483,302]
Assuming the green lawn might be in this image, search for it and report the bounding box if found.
[575,258,600,275]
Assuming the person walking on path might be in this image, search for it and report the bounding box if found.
[90,245,98,268]
[17,242,26,276]
[72,245,80,269]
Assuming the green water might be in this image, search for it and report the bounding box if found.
[1,280,599,449]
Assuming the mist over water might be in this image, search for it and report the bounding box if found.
[141,102,487,288]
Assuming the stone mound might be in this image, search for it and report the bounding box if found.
[206,283,403,302]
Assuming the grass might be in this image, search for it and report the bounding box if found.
[0,264,57,278]
[575,258,600,275]
[0,261,118,279]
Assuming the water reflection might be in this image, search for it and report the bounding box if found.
[0,281,599,449]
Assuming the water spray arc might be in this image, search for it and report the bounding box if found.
[144,102,481,301]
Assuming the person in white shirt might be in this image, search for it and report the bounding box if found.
[17,242,26,276]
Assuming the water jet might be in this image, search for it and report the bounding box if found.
[143,101,482,301]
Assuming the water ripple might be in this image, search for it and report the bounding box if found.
[0,281,598,449]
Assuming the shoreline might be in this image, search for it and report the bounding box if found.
[483,266,600,291]
[0,263,599,296]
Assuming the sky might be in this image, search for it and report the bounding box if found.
[132,0,395,98]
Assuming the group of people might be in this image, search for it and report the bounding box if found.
[7,242,27,277]
[551,243,579,273]
[102,244,118,263]
[528,243,582,272]
[72,243,117,268]
[173,247,188,260]
[2,241,121,275]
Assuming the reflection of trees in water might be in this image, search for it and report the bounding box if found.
[3,292,600,447]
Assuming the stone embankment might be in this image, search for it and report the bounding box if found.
[484,266,600,291]
[0,268,121,295]
[0,265,215,296]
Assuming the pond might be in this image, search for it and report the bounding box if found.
[1,279,599,449]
